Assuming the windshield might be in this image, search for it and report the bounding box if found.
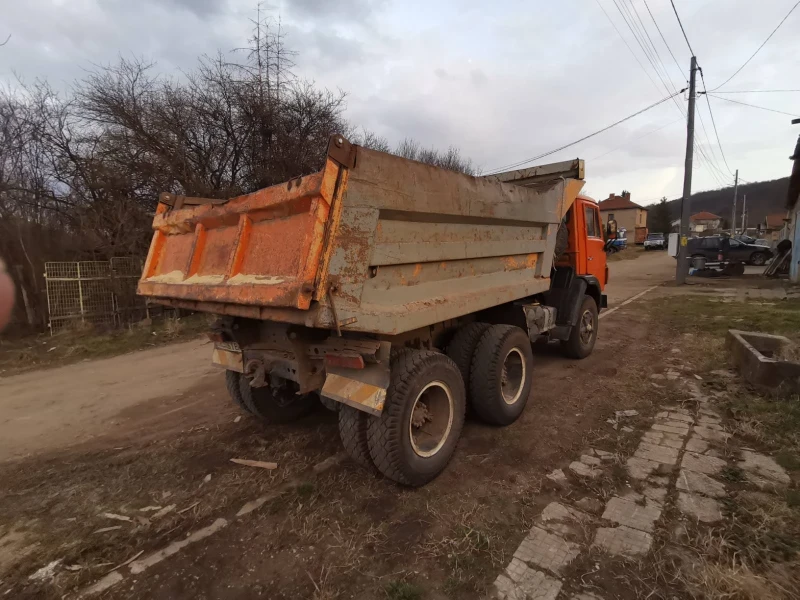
[647,233,664,240]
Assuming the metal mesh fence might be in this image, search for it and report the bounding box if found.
[45,259,146,334]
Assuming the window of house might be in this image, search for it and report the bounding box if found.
[608,213,615,221]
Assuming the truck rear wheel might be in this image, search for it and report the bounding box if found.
[561,295,598,359]
[446,322,491,407]
[469,325,534,426]
[225,370,251,414]
[338,405,377,472]
[238,376,317,424]
[367,350,466,486]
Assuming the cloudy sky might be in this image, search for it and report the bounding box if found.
[2,0,799,205]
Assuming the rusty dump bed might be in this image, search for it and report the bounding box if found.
[138,136,585,336]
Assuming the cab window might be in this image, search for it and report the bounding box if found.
[585,206,600,238]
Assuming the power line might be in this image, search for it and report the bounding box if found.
[591,117,683,160]
[642,0,684,75]
[706,93,800,118]
[669,0,695,55]
[712,89,800,94]
[711,1,800,91]
[484,90,684,174]
[698,71,733,173]
[593,0,663,96]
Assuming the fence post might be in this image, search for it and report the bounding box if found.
[77,262,85,325]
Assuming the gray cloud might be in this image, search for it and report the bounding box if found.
[1,0,797,202]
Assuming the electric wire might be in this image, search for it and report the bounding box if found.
[711,1,800,91]
[484,90,684,174]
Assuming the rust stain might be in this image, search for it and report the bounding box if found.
[412,263,422,277]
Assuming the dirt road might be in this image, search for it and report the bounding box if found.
[0,252,674,464]
[605,249,673,307]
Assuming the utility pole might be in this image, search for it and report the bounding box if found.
[731,169,739,234]
[676,56,698,285]
[741,194,747,232]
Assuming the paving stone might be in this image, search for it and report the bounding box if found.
[661,405,691,414]
[685,437,709,454]
[697,415,721,426]
[589,448,615,460]
[539,502,592,537]
[652,423,690,436]
[649,475,670,486]
[574,497,604,514]
[546,469,568,485]
[677,492,722,523]
[705,448,723,458]
[676,469,726,498]
[621,426,634,433]
[642,432,684,450]
[593,525,653,557]
[655,411,670,419]
[681,451,726,476]
[643,486,668,505]
[650,373,666,380]
[495,568,563,600]
[615,409,639,418]
[569,461,601,479]
[580,454,603,467]
[739,450,790,486]
[698,408,721,419]
[692,426,731,443]
[634,442,680,465]
[667,412,694,424]
[602,496,661,532]
[571,594,605,600]
[514,526,580,575]
[626,456,660,479]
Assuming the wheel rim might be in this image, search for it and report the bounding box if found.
[408,381,454,458]
[579,309,595,346]
[501,348,526,405]
[753,254,764,265]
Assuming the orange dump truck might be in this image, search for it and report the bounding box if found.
[138,135,607,486]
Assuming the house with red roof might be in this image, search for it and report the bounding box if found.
[690,211,722,233]
[598,191,647,239]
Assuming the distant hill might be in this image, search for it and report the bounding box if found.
[646,177,789,228]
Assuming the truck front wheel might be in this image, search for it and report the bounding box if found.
[238,375,317,424]
[561,296,598,359]
[469,325,534,426]
[367,350,466,486]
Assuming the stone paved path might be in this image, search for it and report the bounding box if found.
[492,369,791,600]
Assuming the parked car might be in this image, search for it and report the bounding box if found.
[686,236,773,266]
[643,232,666,250]
[735,234,770,248]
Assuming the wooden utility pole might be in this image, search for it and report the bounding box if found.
[676,56,698,285]
[731,169,739,234]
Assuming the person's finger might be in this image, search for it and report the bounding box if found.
[0,257,15,332]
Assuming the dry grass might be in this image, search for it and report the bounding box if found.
[0,314,211,376]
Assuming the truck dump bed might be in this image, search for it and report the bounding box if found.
[138,136,585,336]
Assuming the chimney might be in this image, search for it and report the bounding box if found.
[622,191,631,201]
[608,193,615,200]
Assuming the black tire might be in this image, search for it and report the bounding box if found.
[561,295,599,359]
[338,405,377,472]
[225,370,250,414]
[750,252,767,266]
[238,376,317,424]
[366,350,466,487]
[469,325,534,426]
[446,322,491,402]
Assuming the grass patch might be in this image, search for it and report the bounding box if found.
[649,296,800,340]
[0,314,211,376]
[384,580,422,600]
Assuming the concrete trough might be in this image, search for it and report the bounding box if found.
[726,329,800,393]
